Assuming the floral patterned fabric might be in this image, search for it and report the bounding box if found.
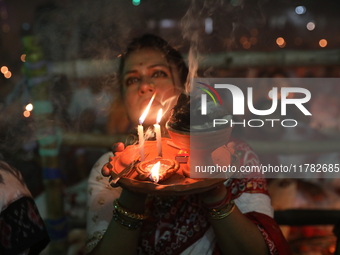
[0,161,50,255]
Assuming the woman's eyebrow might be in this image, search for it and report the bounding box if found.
[124,70,138,76]
[123,63,171,76]
[148,63,171,69]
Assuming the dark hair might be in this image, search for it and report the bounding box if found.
[118,34,188,94]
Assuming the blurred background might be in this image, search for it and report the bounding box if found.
[1,0,340,254]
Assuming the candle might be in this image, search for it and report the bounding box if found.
[154,109,163,157]
[138,93,156,161]
[137,125,145,161]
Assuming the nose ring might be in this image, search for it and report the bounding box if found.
[150,83,155,88]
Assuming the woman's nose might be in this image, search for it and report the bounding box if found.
[139,80,155,95]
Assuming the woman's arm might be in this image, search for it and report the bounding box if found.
[88,189,147,255]
[86,144,148,255]
[200,184,269,255]
[210,207,269,255]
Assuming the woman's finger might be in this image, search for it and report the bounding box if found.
[111,142,125,154]
[101,162,113,177]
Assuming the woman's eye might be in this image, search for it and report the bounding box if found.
[152,70,167,78]
[125,77,139,86]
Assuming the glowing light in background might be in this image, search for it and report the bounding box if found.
[160,19,175,29]
[20,54,26,62]
[205,17,213,34]
[276,37,284,45]
[295,6,306,15]
[4,71,11,78]
[306,22,315,31]
[25,103,33,111]
[243,41,251,49]
[239,36,251,49]
[319,39,327,48]
[23,111,31,118]
[328,245,336,254]
[132,0,140,6]
[276,37,286,48]
[250,37,257,45]
[1,66,11,78]
[1,66,8,74]
[239,36,247,44]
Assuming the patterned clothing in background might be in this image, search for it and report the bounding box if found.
[0,160,50,255]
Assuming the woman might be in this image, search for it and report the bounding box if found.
[86,34,291,254]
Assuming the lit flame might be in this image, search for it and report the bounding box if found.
[150,161,160,182]
[156,108,163,124]
[139,93,156,124]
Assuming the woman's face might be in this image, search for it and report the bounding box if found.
[122,48,183,126]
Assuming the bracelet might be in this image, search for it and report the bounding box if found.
[207,200,236,220]
[113,199,148,220]
[112,210,143,230]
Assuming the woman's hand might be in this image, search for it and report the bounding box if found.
[199,183,229,206]
[200,183,228,203]
[88,142,146,255]
[102,142,125,177]
[102,142,147,212]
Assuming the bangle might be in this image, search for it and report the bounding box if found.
[112,210,143,230]
[207,200,236,220]
[113,199,148,220]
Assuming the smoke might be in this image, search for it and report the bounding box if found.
[0,103,37,157]
[180,0,233,92]
[180,0,270,90]
[33,1,138,61]
[1,0,275,155]
[181,0,208,91]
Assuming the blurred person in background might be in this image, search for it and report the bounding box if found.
[0,159,50,254]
